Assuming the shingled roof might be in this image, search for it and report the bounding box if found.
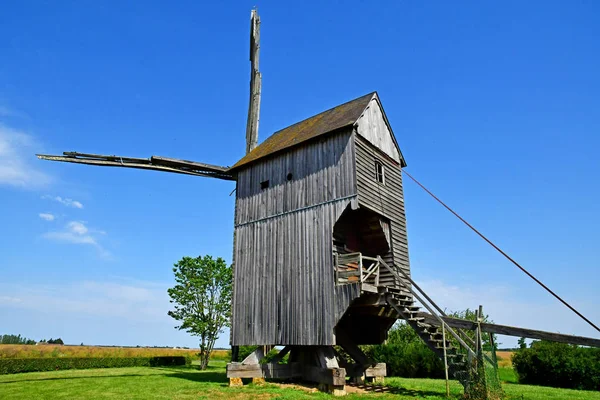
[231,92,376,170]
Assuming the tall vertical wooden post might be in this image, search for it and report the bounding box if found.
[442,323,450,397]
[245,8,261,154]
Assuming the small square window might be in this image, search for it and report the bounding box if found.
[260,180,270,190]
[375,161,385,184]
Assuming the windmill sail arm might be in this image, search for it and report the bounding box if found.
[37,152,235,181]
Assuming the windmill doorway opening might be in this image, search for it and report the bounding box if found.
[332,206,396,287]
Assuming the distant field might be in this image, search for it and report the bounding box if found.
[496,351,514,368]
[0,344,228,360]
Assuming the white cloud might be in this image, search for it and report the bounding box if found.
[67,221,88,234]
[43,220,110,257]
[0,295,22,304]
[42,195,83,209]
[38,213,55,221]
[415,278,600,347]
[0,124,53,188]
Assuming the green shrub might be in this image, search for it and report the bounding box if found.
[512,341,600,391]
[0,356,189,375]
[366,342,445,378]
[227,346,288,364]
[364,322,445,378]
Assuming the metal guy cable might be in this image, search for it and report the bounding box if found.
[402,169,600,334]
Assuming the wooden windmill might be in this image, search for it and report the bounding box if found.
[38,9,600,398]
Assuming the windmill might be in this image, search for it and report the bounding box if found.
[38,9,599,398]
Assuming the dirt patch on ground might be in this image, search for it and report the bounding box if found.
[270,382,371,394]
[204,389,274,399]
[270,382,319,393]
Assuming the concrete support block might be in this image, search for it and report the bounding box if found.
[229,377,243,387]
[318,383,347,396]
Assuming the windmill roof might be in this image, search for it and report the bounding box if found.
[231,92,376,170]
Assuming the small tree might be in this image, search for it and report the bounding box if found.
[167,255,232,370]
[447,308,498,350]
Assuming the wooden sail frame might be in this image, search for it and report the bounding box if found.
[36,152,234,180]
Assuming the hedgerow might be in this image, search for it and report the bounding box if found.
[512,341,600,390]
[0,356,189,375]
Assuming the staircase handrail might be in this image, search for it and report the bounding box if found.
[376,257,485,355]
[377,256,476,359]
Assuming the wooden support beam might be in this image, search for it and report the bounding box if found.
[226,362,302,379]
[365,363,387,377]
[345,362,387,378]
[269,346,291,364]
[245,9,261,154]
[418,313,600,348]
[315,346,339,369]
[302,365,346,386]
[242,347,265,365]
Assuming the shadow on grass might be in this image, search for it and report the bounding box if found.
[0,366,228,385]
[0,373,150,384]
[163,371,228,384]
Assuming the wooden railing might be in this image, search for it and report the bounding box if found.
[334,252,380,286]
[376,256,476,361]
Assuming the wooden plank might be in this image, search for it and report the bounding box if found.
[245,9,261,154]
[226,362,302,379]
[355,97,402,163]
[303,365,346,386]
[242,347,265,365]
[365,363,387,377]
[269,346,291,364]
[37,153,235,180]
[361,283,378,293]
[235,130,355,225]
[418,313,600,348]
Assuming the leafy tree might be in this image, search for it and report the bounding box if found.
[512,341,600,390]
[518,337,527,349]
[167,255,232,370]
[447,308,498,350]
[0,334,36,345]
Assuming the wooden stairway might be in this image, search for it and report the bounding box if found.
[382,287,472,386]
[373,256,487,389]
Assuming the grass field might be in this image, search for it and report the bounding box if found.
[1,359,598,400]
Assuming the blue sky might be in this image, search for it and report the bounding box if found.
[0,1,598,348]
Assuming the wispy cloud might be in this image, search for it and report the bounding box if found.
[0,106,27,119]
[0,280,169,322]
[42,195,83,209]
[0,124,53,188]
[38,213,55,221]
[416,278,600,346]
[0,278,213,348]
[43,220,109,257]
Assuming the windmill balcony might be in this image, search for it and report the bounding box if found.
[334,252,383,293]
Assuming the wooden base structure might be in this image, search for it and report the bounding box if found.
[226,346,386,395]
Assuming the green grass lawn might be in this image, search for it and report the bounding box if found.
[497,367,518,384]
[0,360,598,400]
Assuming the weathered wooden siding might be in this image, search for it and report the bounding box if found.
[355,97,402,164]
[355,134,410,288]
[232,130,360,346]
[236,131,357,224]
[333,283,361,326]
